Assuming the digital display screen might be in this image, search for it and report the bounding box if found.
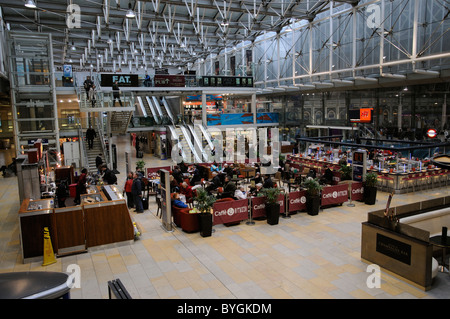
[349,108,373,123]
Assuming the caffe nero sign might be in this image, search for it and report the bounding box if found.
[101,74,139,87]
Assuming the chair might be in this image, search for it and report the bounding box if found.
[273,171,282,187]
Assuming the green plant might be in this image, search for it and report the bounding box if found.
[136,160,146,170]
[302,177,323,196]
[193,188,216,214]
[339,164,352,180]
[364,172,378,187]
[258,187,281,204]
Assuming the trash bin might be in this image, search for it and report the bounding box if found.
[69,184,77,198]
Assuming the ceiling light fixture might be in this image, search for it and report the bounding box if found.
[126,4,135,18]
[24,0,37,9]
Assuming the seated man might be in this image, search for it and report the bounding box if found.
[250,183,263,197]
[220,175,236,198]
[206,171,222,193]
[172,193,188,208]
[263,174,274,189]
[320,166,333,185]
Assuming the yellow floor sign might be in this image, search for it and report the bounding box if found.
[42,227,56,266]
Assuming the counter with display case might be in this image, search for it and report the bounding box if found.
[19,185,134,263]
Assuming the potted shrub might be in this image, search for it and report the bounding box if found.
[136,160,146,171]
[302,177,323,216]
[193,188,216,237]
[258,187,282,225]
[339,164,352,181]
[363,172,378,205]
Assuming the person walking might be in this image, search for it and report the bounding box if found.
[86,126,96,150]
[132,172,144,213]
[124,172,134,209]
[83,76,93,100]
[112,80,123,107]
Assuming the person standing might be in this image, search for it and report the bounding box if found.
[74,168,88,205]
[132,172,144,213]
[89,84,96,107]
[112,80,123,107]
[86,126,96,150]
[100,164,117,185]
[95,154,103,171]
[83,76,93,99]
[124,172,134,209]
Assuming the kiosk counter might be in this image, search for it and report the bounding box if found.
[19,185,134,263]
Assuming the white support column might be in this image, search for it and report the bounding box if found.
[252,93,256,124]
[202,93,207,126]
[379,0,385,74]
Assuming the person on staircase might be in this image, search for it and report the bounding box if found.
[86,126,96,150]
[95,154,103,172]
[112,80,123,107]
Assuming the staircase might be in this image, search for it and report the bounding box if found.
[110,111,133,134]
[85,135,103,172]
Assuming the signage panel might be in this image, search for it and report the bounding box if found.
[376,233,411,265]
[213,199,249,225]
[288,191,307,213]
[321,184,348,206]
[101,74,139,87]
[154,75,186,87]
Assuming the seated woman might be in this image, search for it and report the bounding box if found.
[171,193,188,208]
[234,185,247,200]
[180,182,194,203]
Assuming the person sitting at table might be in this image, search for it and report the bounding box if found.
[170,175,180,193]
[220,175,236,198]
[320,165,333,185]
[172,166,183,184]
[250,183,263,196]
[306,168,316,179]
[263,174,274,189]
[210,162,220,173]
[190,165,202,185]
[234,185,247,200]
[180,182,194,201]
[221,163,234,176]
[171,193,188,208]
[206,171,222,193]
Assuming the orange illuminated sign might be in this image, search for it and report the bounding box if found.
[359,108,372,123]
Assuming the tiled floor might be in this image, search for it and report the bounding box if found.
[0,134,449,299]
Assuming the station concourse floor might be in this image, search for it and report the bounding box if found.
[0,134,449,300]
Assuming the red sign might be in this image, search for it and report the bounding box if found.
[427,129,437,138]
[288,191,307,212]
[250,194,285,218]
[350,182,364,201]
[213,199,249,225]
[321,184,348,206]
[251,196,267,219]
[154,75,186,87]
[360,108,372,123]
